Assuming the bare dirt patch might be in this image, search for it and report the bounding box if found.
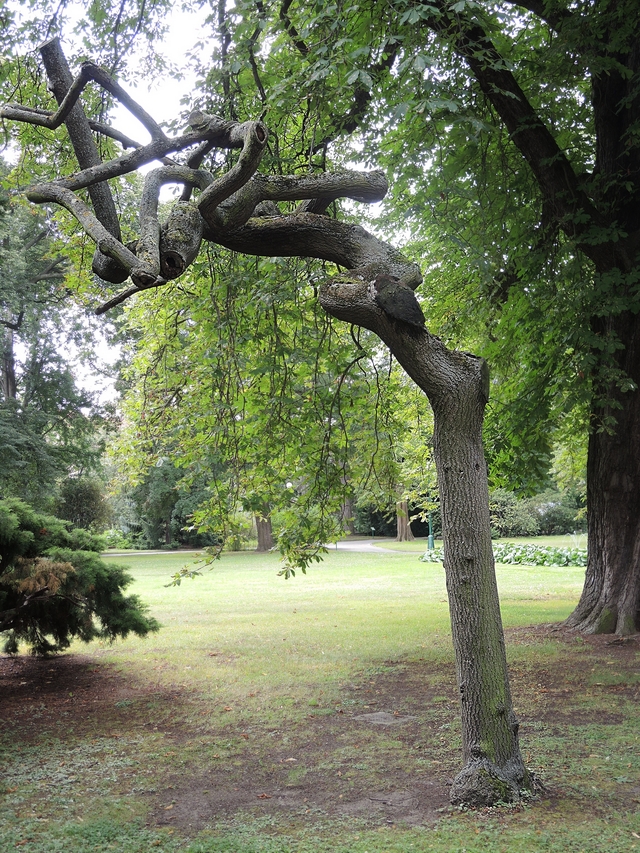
[1,626,638,835]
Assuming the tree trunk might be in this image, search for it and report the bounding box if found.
[1,328,17,400]
[565,311,640,635]
[319,277,530,805]
[340,497,356,535]
[255,515,275,551]
[395,499,415,542]
[431,366,528,805]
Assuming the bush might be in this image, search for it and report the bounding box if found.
[0,498,159,656]
[56,477,112,531]
[420,542,587,567]
[525,489,585,535]
[488,488,539,538]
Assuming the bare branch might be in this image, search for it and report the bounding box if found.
[38,37,127,283]
[279,0,310,57]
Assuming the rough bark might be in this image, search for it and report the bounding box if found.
[564,311,640,634]
[319,277,530,804]
[395,500,415,542]
[255,516,275,552]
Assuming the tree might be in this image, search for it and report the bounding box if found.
[111,246,410,563]
[0,497,159,656]
[235,0,640,635]
[0,171,107,507]
[55,476,112,531]
[0,39,531,805]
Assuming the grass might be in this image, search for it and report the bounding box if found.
[1,542,638,853]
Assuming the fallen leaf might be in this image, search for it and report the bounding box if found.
[224,706,233,711]
[257,793,272,799]
[164,804,174,810]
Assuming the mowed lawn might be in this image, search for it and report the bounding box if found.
[1,543,638,853]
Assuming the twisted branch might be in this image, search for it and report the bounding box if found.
[1,42,421,319]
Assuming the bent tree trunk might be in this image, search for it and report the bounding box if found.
[565,311,640,635]
[0,59,531,803]
[320,278,530,805]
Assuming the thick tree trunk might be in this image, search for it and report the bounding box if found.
[395,499,415,542]
[565,311,640,635]
[255,515,275,551]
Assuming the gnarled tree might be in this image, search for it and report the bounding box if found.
[1,37,532,806]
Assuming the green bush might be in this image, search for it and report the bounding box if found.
[421,542,587,567]
[525,488,585,535]
[488,488,539,537]
[0,498,160,656]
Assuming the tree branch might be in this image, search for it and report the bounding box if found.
[426,6,619,269]
[38,38,128,283]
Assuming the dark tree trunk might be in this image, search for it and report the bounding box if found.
[395,499,415,542]
[1,328,17,400]
[340,497,356,535]
[255,515,275,551]
[565,310,640,634]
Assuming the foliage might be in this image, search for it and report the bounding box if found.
[526,488,586,537]
[55,476,113,531]
[108,248,431,571]
[0,168,109,508]
[0,497,159,655]
[488,489,539,539]
[421,543,587,568]
[491,542,587,568]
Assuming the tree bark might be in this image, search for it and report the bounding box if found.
[1,328,17,400]
[395,499,415,542]
[340,497,356,535]
[430,354,528,804]
[255,515,275,551]
[565,311,640,634]
[319,276,530,804]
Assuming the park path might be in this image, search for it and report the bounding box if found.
[104,539,420,557]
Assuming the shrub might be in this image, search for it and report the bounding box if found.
[420,542,587,567]
[0,498,159,656]
[488,488,539,538]
[525,489,585,535]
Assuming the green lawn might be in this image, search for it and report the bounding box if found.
[1,547,637,853]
